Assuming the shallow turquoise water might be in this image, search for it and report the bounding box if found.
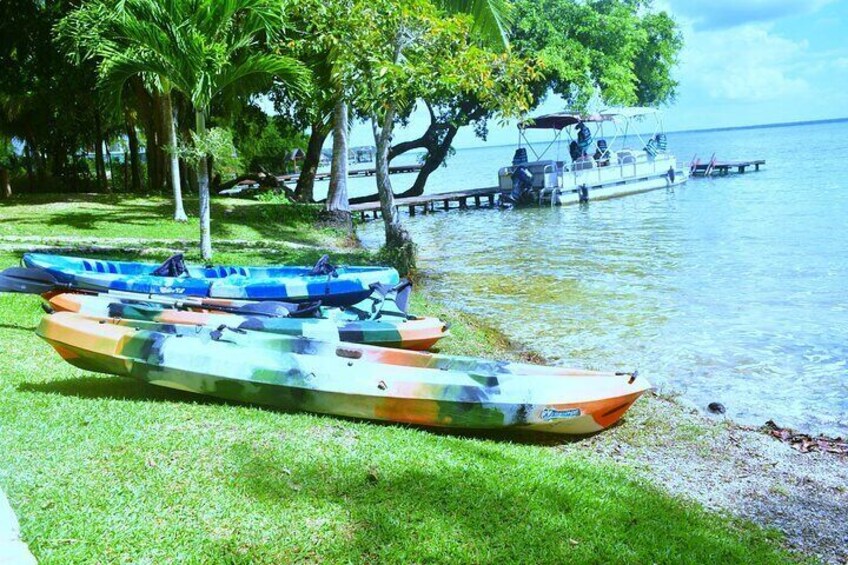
[360,120,848,436]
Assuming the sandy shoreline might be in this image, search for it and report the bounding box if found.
[566,393,848,564]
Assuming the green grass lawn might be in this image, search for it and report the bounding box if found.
[0,193,345,249]
[0,195,796,563]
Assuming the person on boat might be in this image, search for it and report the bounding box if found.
[594,139,610,166]
[576,121,593,154]
[569,140,583,161]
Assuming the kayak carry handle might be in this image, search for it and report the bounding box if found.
[614,370,639,384]
[336,347,363,360]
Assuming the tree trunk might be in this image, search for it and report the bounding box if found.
[395,123,458,198]
[325,100,351,229]
[372,110,415,274]
[295,121,330,203]
[150,91,169,194]
[105,145,114,194]
[196,109,212,261]
[347,103,460,205]
[24,141,35,193]
[143,113,159,193]
[179,159,194,195]
[126,112,142,193]
[1,168,10,198]
[163,92,188,221]
[145,96,162,193]
[35,149,47,186]
[93,111,107,192]
[372,112,397,230]
[132,79,162,193]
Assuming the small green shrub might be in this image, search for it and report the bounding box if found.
[255,190,291,205]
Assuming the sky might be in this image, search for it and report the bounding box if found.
[337,0,848,149]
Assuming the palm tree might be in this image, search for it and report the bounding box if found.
[90,0,309,259]
[326,98,351,226]
[57,3,186,218]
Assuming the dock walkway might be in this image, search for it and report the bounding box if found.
[350,186,503,220]
[690,158,765,177]
[278,164,423,184]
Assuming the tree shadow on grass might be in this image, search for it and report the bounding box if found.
[223,438,789,563]
[0,193,366,255]
[3,206,173,233]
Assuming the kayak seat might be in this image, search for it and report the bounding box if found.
[82,260,119,274]
[210,266,248,278]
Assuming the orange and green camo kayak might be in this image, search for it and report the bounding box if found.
[37,312,651,435]
[47,292,449,350]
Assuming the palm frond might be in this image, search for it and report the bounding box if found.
[438,0,512,50]
[215,54,311,105]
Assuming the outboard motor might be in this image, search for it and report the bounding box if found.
[500,148,535,207]
[509,166,535,205]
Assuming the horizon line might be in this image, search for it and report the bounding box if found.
[449,116,848,152]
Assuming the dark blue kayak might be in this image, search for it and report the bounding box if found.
[22,253,399,306]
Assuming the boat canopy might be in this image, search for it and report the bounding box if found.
[519,112,609,130]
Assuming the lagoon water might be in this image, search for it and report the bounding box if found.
[351,120,848,437]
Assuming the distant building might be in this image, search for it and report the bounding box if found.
[319,146,376,168]
[287,148,305,172]
[350,146,375,163]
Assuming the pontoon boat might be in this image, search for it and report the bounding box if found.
[498,107,688,206]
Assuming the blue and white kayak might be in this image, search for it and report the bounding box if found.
[22,253,399,306]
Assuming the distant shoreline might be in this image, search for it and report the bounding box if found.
[451,116,848,152]
[670,116,848,135]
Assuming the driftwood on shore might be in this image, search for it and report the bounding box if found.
[761,420,848,455]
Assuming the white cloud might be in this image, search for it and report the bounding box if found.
[680,24,810,102]
[666,0,834,30]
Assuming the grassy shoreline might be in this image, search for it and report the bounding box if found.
[0,194,804,563]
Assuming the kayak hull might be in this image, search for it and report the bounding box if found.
[23,253,399,306]
[37,312,650,434]
[48,292,449,350]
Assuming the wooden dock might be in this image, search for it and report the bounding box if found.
[350,186,504,220]
[689,155,765,177]
[278,164,423,184]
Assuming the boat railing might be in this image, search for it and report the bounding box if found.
[501,152,678,199]
[540,152,676,197]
